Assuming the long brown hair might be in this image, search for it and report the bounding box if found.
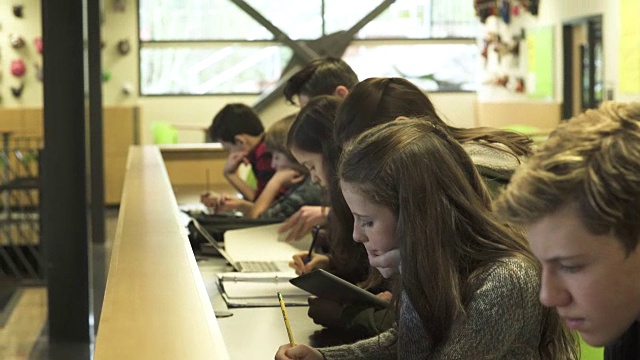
[335,77,533,156]
[287,95,369,283]
[339,119,576,358]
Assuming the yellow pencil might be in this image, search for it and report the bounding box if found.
[277,292,295,346]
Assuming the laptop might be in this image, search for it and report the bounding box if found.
[191,218,310,273]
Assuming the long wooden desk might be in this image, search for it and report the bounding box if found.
[97,145,354,359]
[94,146,229,359]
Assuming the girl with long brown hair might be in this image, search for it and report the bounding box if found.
[276,119,577,359]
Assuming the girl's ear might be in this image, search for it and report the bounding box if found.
[395,116,409,121]
[334,85,350,98]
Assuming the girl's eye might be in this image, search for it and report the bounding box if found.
[559,264,583,274]
[360,221,373,228]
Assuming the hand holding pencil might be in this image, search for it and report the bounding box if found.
[275,292,324,360]
[274,344,323,360]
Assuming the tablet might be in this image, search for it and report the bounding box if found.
[289,269,389,309]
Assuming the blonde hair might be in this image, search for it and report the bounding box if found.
[264,113,306,173]
[495,101,640,253]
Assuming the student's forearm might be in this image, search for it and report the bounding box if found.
[233,199,254,215]
[248,177,282,218]
[224,173,256,201]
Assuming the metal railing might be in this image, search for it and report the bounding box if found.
[0,132,42,283]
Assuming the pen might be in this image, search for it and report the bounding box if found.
[304,226,321,265]
[277,292,295,346]
[206,169,210,193]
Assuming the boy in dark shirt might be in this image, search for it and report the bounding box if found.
[495,102,640,360]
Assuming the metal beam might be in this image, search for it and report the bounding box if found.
[228,0,319,62]
[251,0,396,112]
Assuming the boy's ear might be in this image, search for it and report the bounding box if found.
[333,85,349,98]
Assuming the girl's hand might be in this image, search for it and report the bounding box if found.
[289,252,330,275]
[376,291,393,302]
[271,168,305,187]
[279,206,327,242]
[307,297,346,328]
[275,344,323,360]
[368,248,400,278]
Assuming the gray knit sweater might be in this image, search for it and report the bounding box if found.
[318,257,544,360]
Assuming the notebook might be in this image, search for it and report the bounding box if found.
[191,219,309,273]
[216,272,310,307]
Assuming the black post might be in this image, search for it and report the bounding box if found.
[88,0,105,247]
[87,0,106,336]
[41,0,91,344]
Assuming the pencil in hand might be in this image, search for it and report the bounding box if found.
[303,226,321,265]
[277,292,295,346]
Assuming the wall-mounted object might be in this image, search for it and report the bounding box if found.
[34,63,43,81]
[11,59,26,77]
[34,36,43,54]
[11,83,25,98]
[499,0,511,24]
[475,0,497,23]
[13,5,24,18]
[10,34,26,49]
[114,0,126,12]
[521,0,539,16]
[117,39,130,55]
[102,71,112,82]
[515,77,525,93]
[121,83,133,96]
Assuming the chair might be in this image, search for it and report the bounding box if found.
[502,124,550,145]
[151,122,178,144]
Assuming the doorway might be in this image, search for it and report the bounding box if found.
[562,16,603,119]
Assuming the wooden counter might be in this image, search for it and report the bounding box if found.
[94,146,229,360]
[159,143,229,189]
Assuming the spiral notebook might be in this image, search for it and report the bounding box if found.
[216,272,309,307]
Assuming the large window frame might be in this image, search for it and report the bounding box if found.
[138,0,480,96]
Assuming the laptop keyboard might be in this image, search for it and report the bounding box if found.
[237,261,280,272]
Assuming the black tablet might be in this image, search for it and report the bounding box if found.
[289,269,389,309]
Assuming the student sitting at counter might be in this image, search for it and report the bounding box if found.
[278,56,359,241]
[494,102,640,360]
[206,114,323,220]
[297,77,537,337]
[283,56,358,107]
[201,103,275,203]
[276,120,578,360]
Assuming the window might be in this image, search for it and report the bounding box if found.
[138,0,479,95]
